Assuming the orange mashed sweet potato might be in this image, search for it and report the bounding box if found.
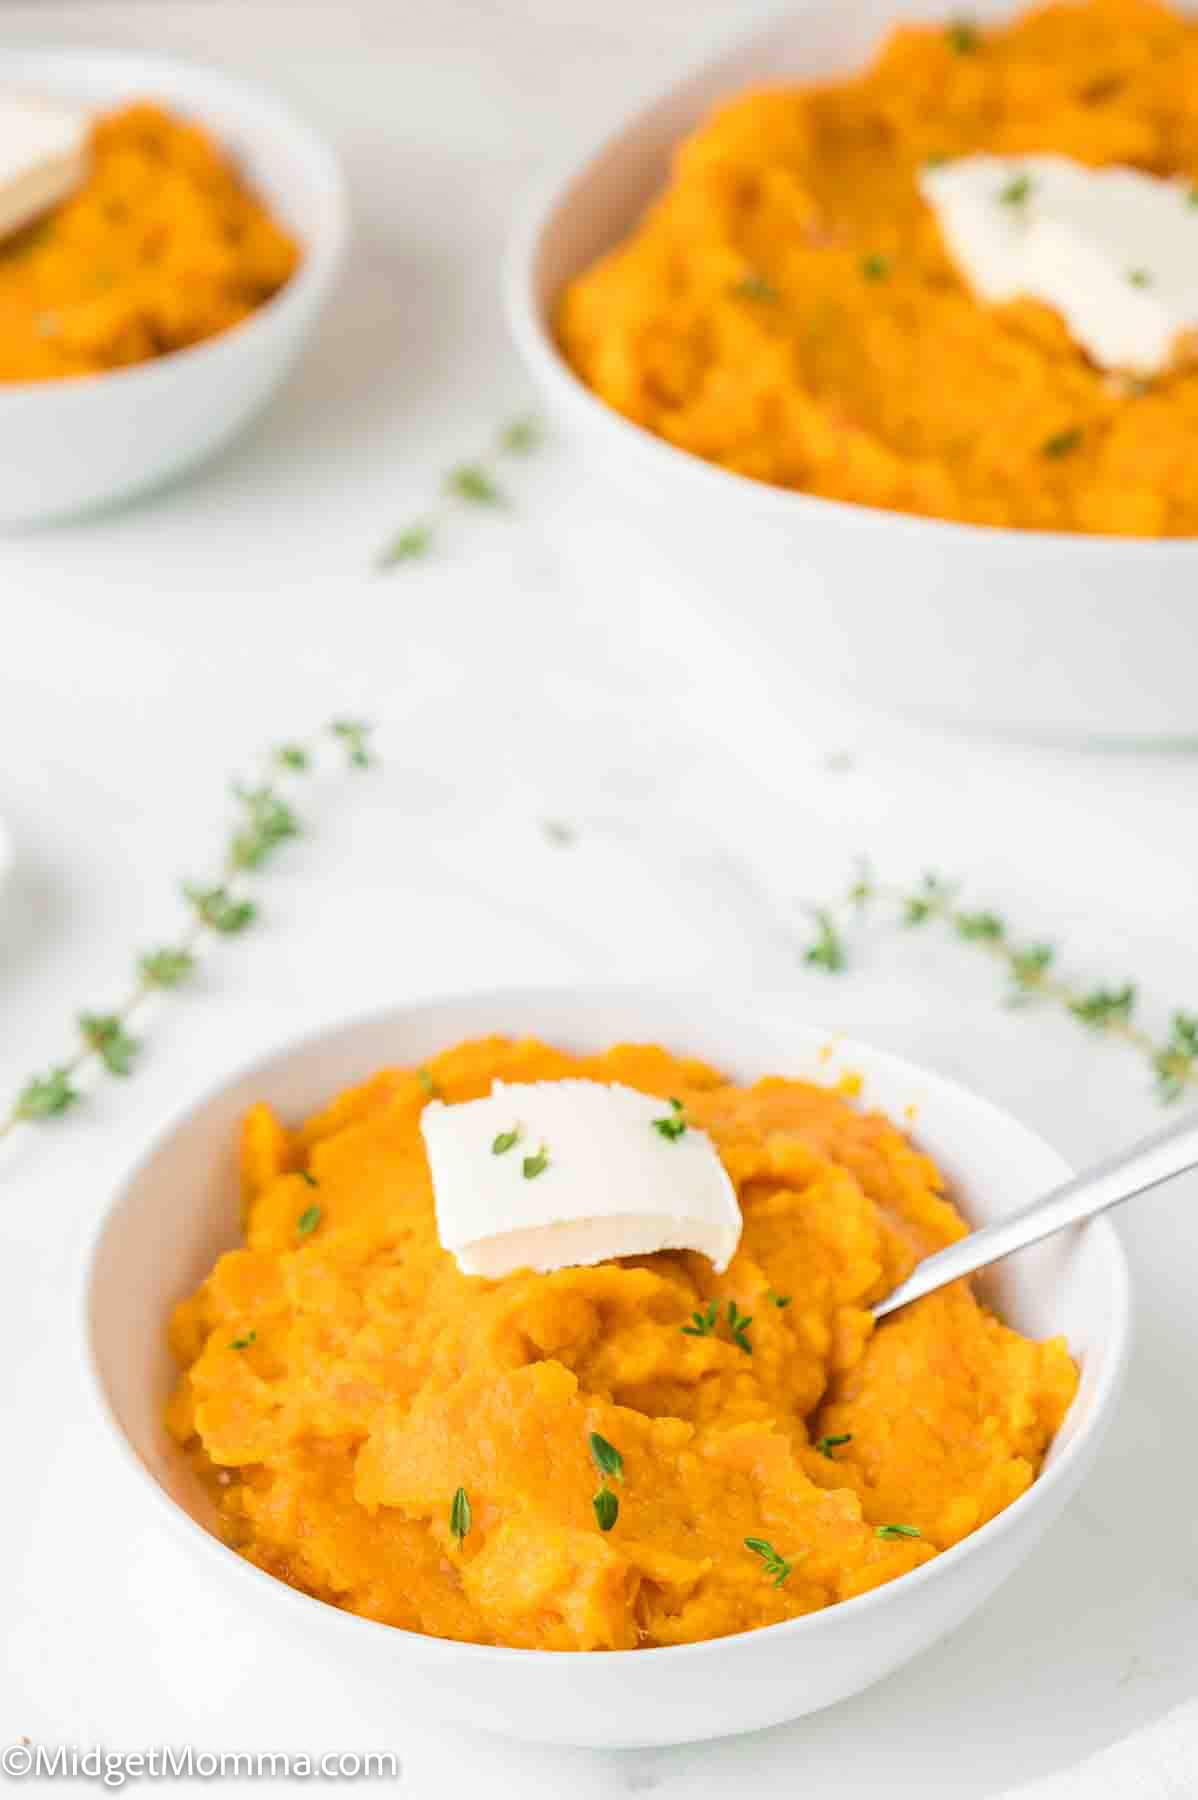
[558,0,1198,535]
[166,1038,1077,1651]
[0,102,299,381]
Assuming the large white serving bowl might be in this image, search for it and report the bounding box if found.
[506,0,1198,743]
[0,48,346,525]
[81,989,1130,1748]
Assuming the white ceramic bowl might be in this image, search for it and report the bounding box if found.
[82,989,1129,1746]
[506,0,1198,743]
[0,48,346,525]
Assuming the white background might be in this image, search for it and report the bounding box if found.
[1,2,1196,1794]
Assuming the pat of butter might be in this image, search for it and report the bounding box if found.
[421,1078,742,1278]
[921,154,1198,376]
[0,94,91,241]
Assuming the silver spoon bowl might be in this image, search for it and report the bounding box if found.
[875,1110,1198,1319]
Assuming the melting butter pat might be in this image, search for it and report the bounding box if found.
[421,1078,742,1278]
[0,94,91,241]
[921,154,1198,376]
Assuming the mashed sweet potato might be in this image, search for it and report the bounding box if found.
[557,0,1198,535]
[166,1038,1077,1651]
[0,102,299,381]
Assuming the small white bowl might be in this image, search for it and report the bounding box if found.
[81,989,1129,1747]
[0,48,346,525]
[506,0,1198,743]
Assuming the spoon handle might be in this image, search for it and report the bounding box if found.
[873,1110,1198,1320]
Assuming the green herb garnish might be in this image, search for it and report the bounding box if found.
[876,1523,922,1539]
[727,1300,753,1355]
[492,1127,521,1155]
[999,173,1033,208]
[1127,268,1152,288]
[767,1291,792,1308]
[732,273,778,302]
[78,1014,138,1078]
[183,884,256,935]
[229,783,300,870]
[804,908,847,971]
[589,1433,624,1482]
[297,1204,321,1236]
[377,522,435,569]
[0,723,375,1148]
[230,1331,257,1350]
[1155,1012,1198,1102]
[138,948,195,988]
[499,415,542,454]
[804,862,1196,1104]
[861,253,891,282]
[1070,985,1135,1028]
[815,1433,852,1458]
[652,1098,687,1141]
[375,416,543,571]
[947,17,980,52]
[445,464,502,506]
[593,1487,619,1532]
[522,1144,550,1179]
[590,1432,623,1532]
[744,1537,793,1587]
[450,1486,472,1546]
[682,1300,719,1338]
[330,719,373,770]
[299,1169,319,1188]
[15,1069,79,1121]
[1042,427,1083,458]
[418,1068,438,1097]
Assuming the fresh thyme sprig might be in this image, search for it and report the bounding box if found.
[1,718,376,1145]
[679,1296,754,1353]
[589,1430,623,1532]
[803,862,1198,1104]
[744,1537,794,1588]
[375,413,543,571]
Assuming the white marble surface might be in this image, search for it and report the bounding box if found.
[1,2,1196,1794]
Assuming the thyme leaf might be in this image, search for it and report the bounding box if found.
[593,1486,619,1531]
[589,1433,624,1482]
[15,1069,78,1121]
[522,1144,550,1180]
[450,1486,472,1546]
[138,947,195,989]
[727,1300,753,1355]
[78,1014,139,1078]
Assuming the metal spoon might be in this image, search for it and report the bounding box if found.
[874,1111,1198,1320]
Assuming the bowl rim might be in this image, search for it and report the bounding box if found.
[0,43,347,398]
[79,986,1133,1670]
[503,1,1198,556]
